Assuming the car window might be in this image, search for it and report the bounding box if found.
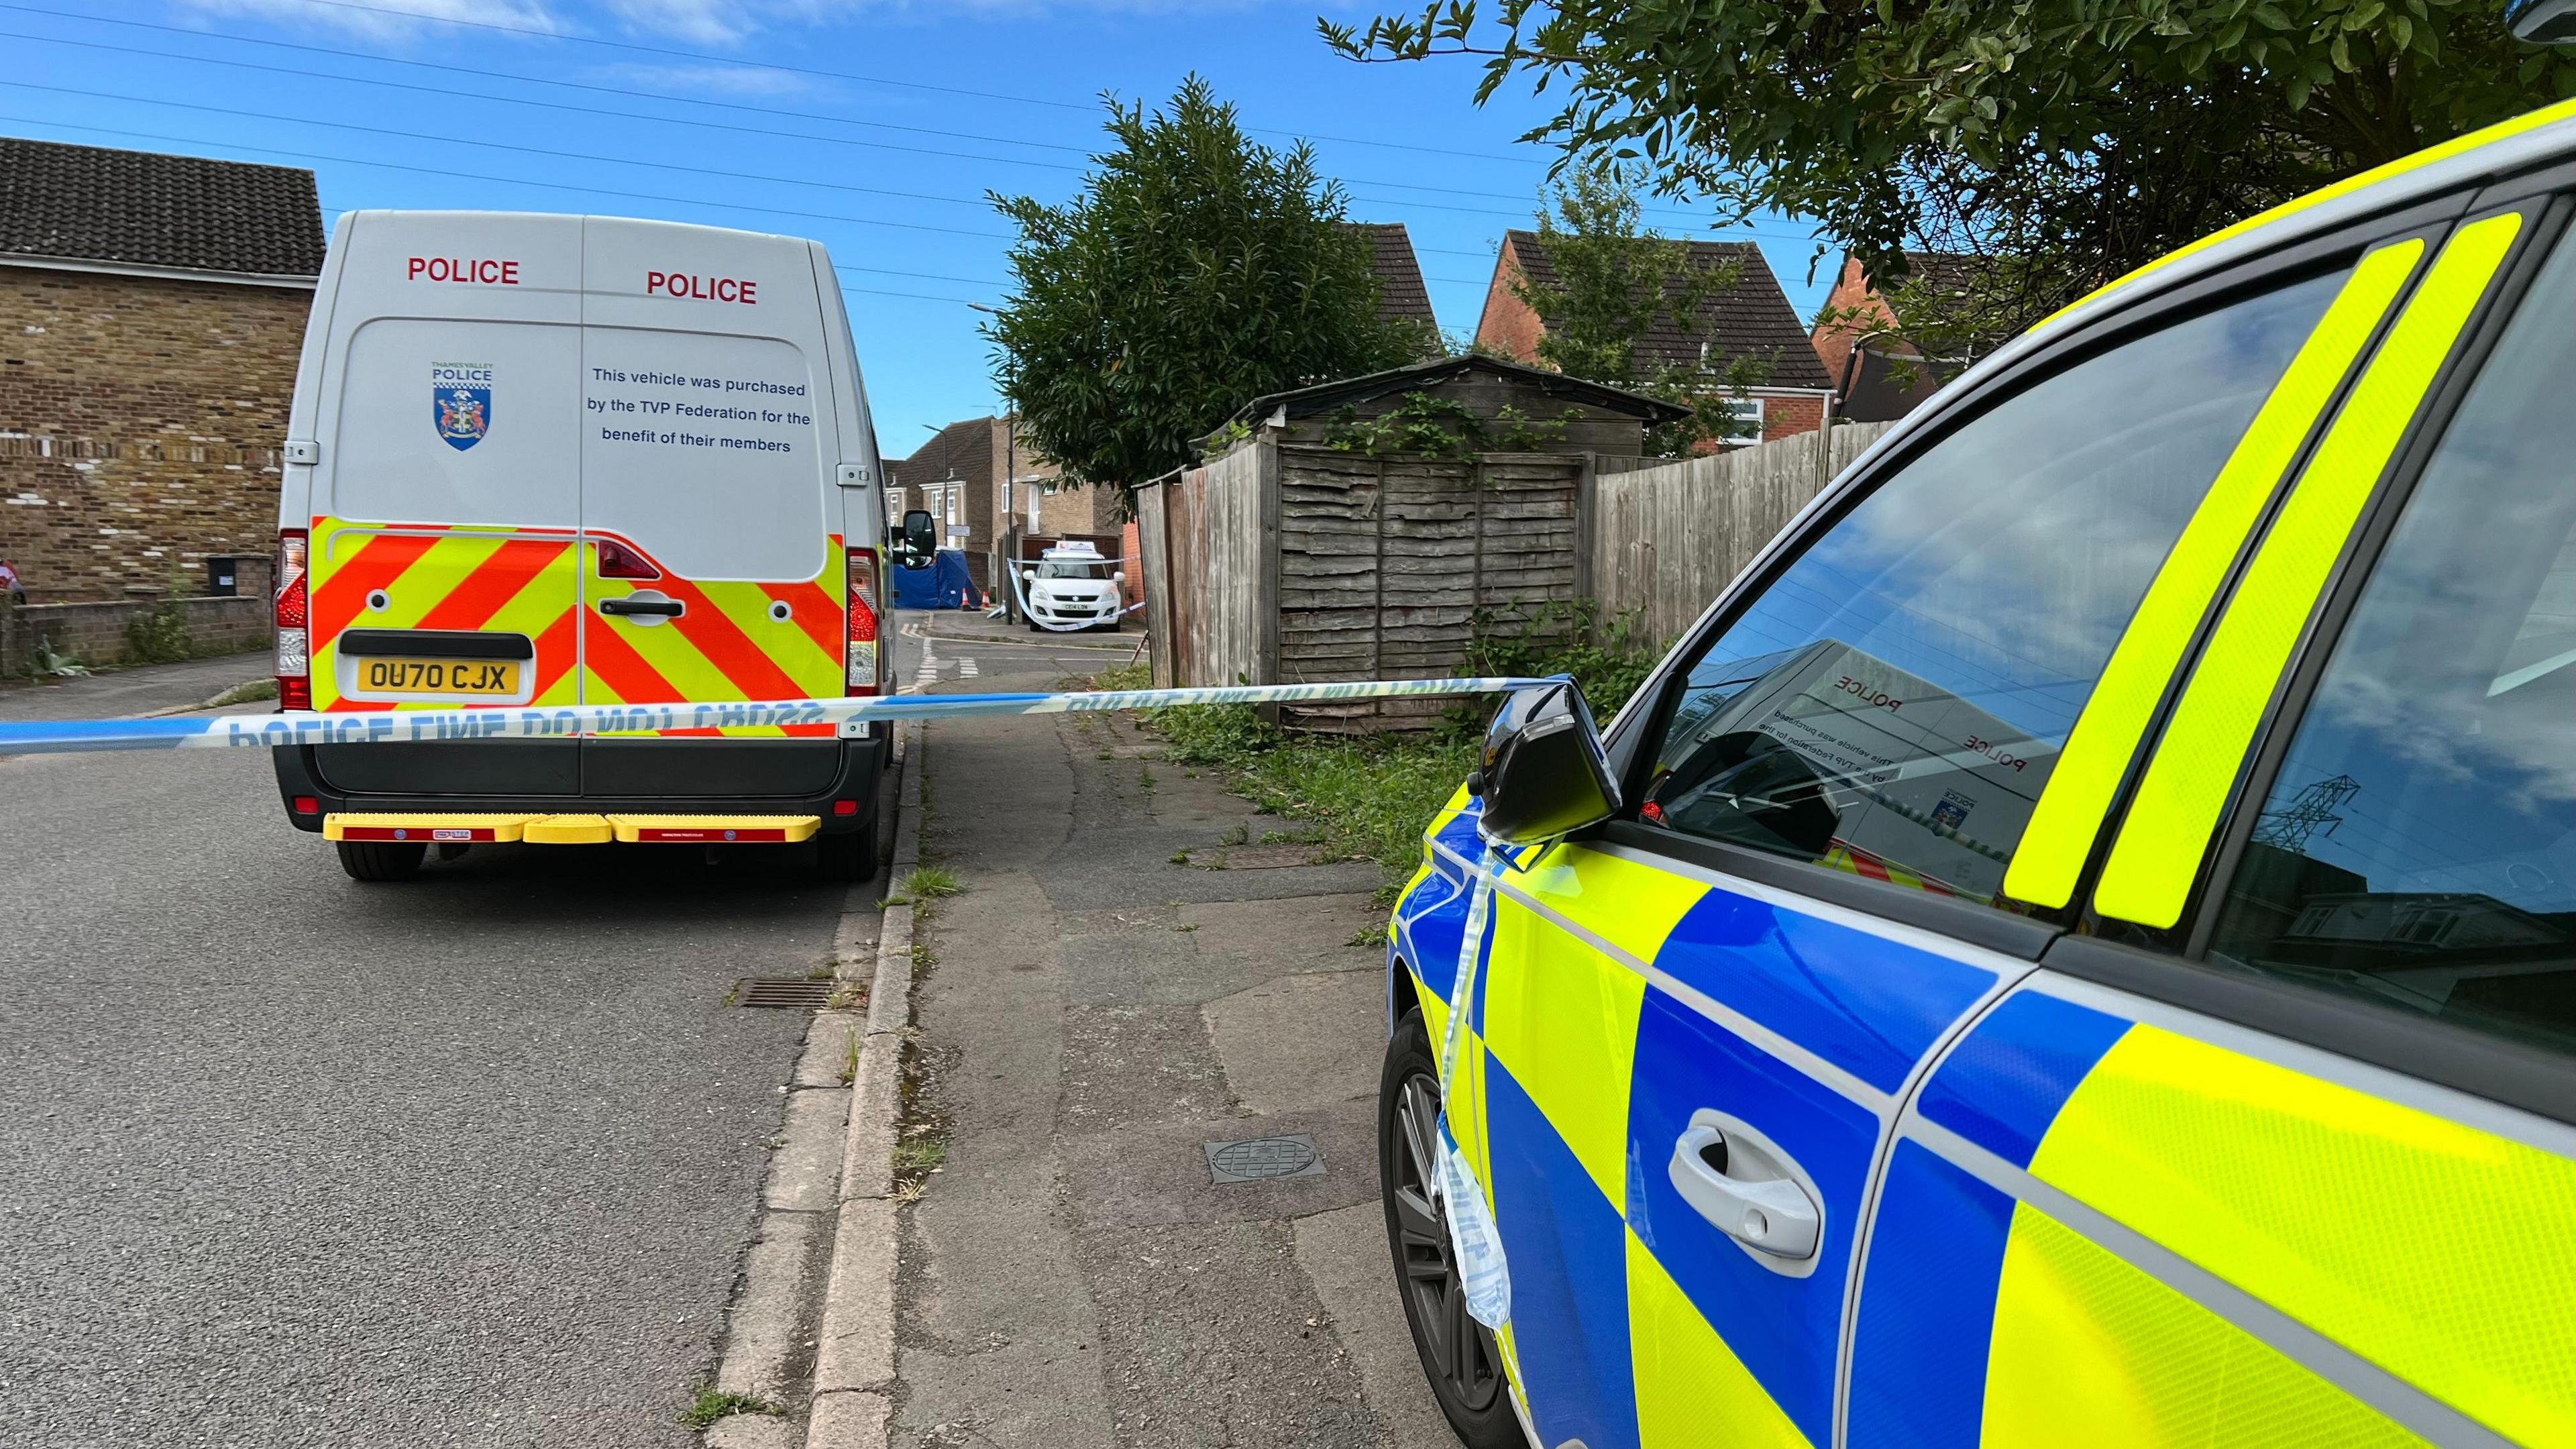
[2206,228,2576,1060]
[1637,270,2346,908]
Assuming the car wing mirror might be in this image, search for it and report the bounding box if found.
[900,509,936,568]
[1469,680,1620,847]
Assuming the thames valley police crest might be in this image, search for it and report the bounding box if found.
[431,362,494,451]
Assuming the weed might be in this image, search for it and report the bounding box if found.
[838,1028,861,1085]
[30,638,89,678]
[826,983,868,1012]
[679,1388,780,1429]
[1138,764,1156,790]
[909,943,936,971]
[808,964,836,981]
[1177,922,1199,932]
[900,865,963,900]
[1169,849,1191,865]
[122,575,195,666]
[1260,828,1320,845]
[206,677,277,707]
[1098,749,1114,760]
[1347,924,1390,949]
[1220,823,1249,846]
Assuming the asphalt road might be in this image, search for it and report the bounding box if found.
[0,641,929,1448]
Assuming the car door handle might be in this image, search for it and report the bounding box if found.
[600,596,684,618]
[1668,1112,1823,1267]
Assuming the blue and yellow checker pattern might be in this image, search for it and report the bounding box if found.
[1383,99,2576,1449]
[1393,814,2576,1448]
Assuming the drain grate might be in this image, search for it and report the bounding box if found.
[1204,1134,1325,1184]
[733,977,837,1010]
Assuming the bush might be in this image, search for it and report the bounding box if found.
[1460,598,1660,720]
[123,578,194,665]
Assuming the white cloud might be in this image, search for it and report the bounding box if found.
[176,0,568,42]
[592,60,821,96]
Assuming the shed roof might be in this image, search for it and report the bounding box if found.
[0,136,324,279]
[1226,352,1688,430]
[1500,229,1831,390]
[1344,222,1436,329]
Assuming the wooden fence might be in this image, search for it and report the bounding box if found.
[1590,420,1896,649]
[1137,419,1898,729]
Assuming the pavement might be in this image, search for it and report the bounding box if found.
[886,628,1452,1448]
[0,649,271,722]
[0,647,908,1448]
[908,608,1145,653]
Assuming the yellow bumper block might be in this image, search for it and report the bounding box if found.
[521,814,614,845]
[324,813,542,843]
[607,814,820,844]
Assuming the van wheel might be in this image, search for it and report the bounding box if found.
[337,839,426,882]
[1381,1007,1517,1448]
[816,822,880,883]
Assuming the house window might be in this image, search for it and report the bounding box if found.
[1719,396,1767,447]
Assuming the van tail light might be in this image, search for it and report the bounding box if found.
[275,529,309,710]
[847,549,881,696]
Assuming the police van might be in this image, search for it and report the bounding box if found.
[1385,99,2576,1448]
[268,212,892,882]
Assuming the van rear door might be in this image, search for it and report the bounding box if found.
[576,221,844,753]
[310,213,585,720]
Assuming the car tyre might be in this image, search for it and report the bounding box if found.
[1380,1006,1517,1448]
[816,820,881,883]
[336,839,426,882]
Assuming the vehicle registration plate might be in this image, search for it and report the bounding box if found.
[356,657,519,695]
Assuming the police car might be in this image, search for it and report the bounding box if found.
[265,212,893,882]
[1017,541,1126,632]
[1382,99,2576,1448]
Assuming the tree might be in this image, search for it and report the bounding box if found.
[1323,0,2576,339]
[1509,163,1774,455]
[987,77,1426,517]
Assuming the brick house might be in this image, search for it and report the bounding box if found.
[1809,251,1981,423]
[885,415,1070,597]
[1,138,323,602]
[1474,229,1835,446]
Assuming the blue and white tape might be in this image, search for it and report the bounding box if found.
[0,677,1548,756]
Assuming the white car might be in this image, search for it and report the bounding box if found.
[1020,543,1124,632]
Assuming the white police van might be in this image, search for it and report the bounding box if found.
[268,211,895,881]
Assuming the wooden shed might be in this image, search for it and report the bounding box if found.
[1134,355,1684,731]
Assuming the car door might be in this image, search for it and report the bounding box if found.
[1851,195,2576,1447]
[310,213,585,718]
[577,221,845,763]
[1466,245,2371,1449]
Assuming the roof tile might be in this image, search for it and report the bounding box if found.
[0,136,323,278]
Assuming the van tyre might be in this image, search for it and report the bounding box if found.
[816,821,880,883]
[1380,1005,1517,1448]
[336,839,426,882]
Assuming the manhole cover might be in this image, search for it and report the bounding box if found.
[1204,1134,1324,1184]
[734,977,835,1010]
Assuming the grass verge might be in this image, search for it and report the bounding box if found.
[1091,662,1474,900]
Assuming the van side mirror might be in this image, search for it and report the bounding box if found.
[1469,681,1619,846]
[900,509,936,568]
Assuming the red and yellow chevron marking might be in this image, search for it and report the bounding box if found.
[306,521,849,736]
[1822,841,1964,899]
[307,517,581,713]
[582,531,847,738]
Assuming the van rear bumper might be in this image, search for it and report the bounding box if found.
[270,732,890,834]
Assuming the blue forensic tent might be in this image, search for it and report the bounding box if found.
[893,549,981,610]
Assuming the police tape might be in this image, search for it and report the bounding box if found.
[0,677,1550,756]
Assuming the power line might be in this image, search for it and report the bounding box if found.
[223,0,1550,164]
[0,77,1043,216]
[0,111,1014,240]
[1,12,1792,228]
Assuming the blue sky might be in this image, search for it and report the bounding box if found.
[8,0,1832,451]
